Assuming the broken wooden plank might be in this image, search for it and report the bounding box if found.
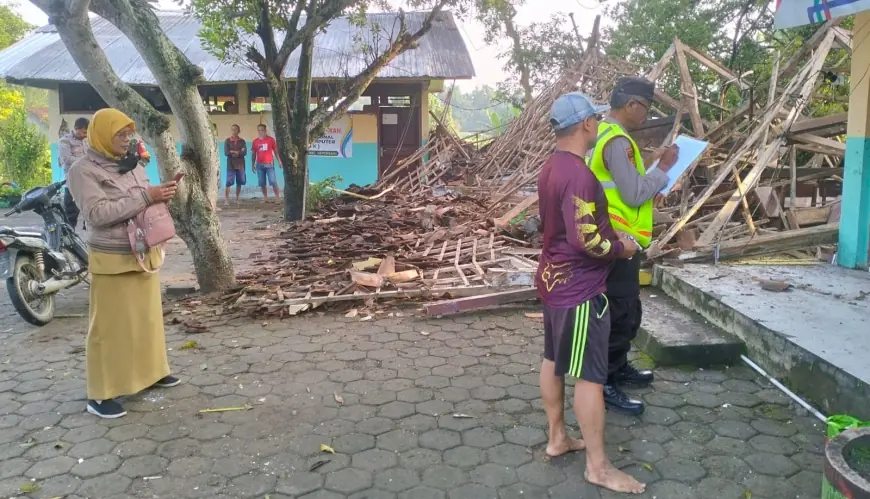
[678,223,839,263]
[487,269,535,287]
[424,288,538,317]
[493,195,539,228]
[792,203,838,227]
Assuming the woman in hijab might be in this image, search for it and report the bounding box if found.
[67,108,181,419]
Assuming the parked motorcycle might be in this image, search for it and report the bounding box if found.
[0,180,89,326]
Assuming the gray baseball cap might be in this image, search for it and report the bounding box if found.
[550,92,610,131]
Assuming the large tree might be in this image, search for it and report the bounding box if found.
[474,0,534,105]
[32,0,235,292]
[192,0,460,221]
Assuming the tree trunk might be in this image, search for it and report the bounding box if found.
[503,14,533,105]
[284,33,315,221]
[43,0,236,292]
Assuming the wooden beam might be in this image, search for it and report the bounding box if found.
[759,167,842,180]
[646,43,677,82]
[789,147,798,209]
[424,288,537,316]
[779,20,840,79]
[674,39,705,137]
[788,112,847,135]
[788,133,846,154]
[694,31,835,247]
[679,223,840,262]
[793,142,847,157]
[682,44,749,89]
[653,88,681,111]
[493,194,538,228]
[649,53,816,253]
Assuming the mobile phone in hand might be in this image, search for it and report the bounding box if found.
[173,172,185,182]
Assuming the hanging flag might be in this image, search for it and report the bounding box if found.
[775,0,870,29]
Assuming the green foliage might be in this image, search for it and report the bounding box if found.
[509,208,526,225]
[602,0,855,125]
[307,175,343,213]
[500,14,582,96]
[0,183,21,197]
[438,85,518,134]
[0,3,33,51]
[0,99,51,190]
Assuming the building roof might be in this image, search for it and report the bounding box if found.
[0,10,475,87]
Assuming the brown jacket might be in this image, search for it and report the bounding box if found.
[67,148,154,254]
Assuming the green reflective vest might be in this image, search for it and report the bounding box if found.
[587,122,654,247]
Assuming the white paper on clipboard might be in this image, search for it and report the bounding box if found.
[646,135,709,195]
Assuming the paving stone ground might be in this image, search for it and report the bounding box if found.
[0,207,827,499]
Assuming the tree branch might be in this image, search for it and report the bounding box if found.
[274,0,309,66]
[309,1,448,141]
[275,0,358,71]
[256,0,279,68]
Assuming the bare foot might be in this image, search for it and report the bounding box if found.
[585,466,646,494]
[545,437,586,457]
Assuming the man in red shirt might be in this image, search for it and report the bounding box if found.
[535,92,644,494]
[251,124,282,202]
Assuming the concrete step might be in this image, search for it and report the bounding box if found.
[652,263,870,420]
[636,289,745,367]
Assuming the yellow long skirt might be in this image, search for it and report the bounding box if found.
[86,249,169,400]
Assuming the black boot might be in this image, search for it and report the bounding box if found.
[604,384,644,416]
[613,363,654,387]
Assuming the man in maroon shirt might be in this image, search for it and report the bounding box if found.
[536,92,644,494]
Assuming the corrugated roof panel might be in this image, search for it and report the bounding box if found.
[0,31,60,76]
[0,10,475,85]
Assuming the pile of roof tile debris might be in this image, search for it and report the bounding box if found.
[213,20,851,319]
[217,186,541,318]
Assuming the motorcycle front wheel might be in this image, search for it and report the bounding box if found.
[6,254,55,326]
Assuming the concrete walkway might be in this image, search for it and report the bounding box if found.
[0,208,827,499]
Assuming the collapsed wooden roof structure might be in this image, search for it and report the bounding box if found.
[205,19,853,320]
[383,19,851,265]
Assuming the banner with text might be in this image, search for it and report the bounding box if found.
[309,116,353,158]
[775,0,870,29]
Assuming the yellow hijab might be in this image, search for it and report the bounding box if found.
[87,108,135,160]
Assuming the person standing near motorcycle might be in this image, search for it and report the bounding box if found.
[66,108,181,419]
[58,118,89,230]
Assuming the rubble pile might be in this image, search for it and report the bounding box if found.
[220,187,538,317]
[213,19,851,319]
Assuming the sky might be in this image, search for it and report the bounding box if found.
[11,0,610,90]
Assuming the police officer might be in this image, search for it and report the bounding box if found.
[587,77,680,415]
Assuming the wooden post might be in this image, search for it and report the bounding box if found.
[674,39,705,137]
[790,146,798,210]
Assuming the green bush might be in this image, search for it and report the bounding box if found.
[0,183,21,197]
[307,175,343,213]
[0,107,51,189]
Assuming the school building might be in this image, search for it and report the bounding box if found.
[0,11,475,190]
